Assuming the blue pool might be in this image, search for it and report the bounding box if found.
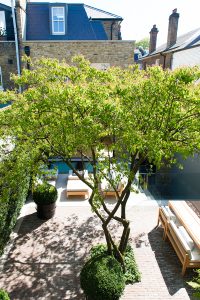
[50,161,93,174]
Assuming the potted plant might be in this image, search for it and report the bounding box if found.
[32,182,58,220]
[0,289,10,300]
[0,27,7,41]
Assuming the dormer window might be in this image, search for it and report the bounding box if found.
[51,7,65,35]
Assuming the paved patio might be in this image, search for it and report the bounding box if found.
[0,175,194,300]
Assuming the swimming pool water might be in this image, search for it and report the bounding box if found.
[50,161,93,174]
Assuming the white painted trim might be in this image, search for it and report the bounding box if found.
[51,6,65,35]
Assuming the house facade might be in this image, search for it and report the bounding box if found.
[140,9,200,200]
[0,1,135,90]
[141,9,200,70]
[0,3,17,90]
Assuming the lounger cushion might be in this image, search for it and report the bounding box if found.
[179,226,194,250]
[169,221,191,253]
[161,206,176,221]
[68,170,88,180]
[191,247,200,261]
[66,180,89,191]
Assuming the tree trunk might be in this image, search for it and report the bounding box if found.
[119,221,130,254]
[102,223,112,255]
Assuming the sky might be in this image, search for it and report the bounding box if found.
[1,0,200,47]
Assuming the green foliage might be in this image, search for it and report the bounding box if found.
[80,254,125,300]
[187,269,200,299]
[0,289,10,300]
[0,150,30,256]
[90,243,107,258]
[0,27,6,37]
[32,182,57,205]
[1,56,200,264]
[90,244,141,284]
[135,37,149,49]
[124,244,141,283]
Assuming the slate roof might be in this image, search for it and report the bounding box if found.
[84,4,123,20]
[0,3,12,11]
[143,27,200,58]
[26,2,122,40]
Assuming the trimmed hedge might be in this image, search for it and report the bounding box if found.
[32,182,57,204]
[0,289,10,300]
[0,153,30,256]
[90,243,141,284]
[80,254,125,300]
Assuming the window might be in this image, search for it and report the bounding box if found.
[51,7,65,35]
[0,66,3,90]
[0,11,6,37]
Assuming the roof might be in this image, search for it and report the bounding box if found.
[0,3,12,11]
[143,27,200,59]
[26,3,116,40]
[84,4,123,20]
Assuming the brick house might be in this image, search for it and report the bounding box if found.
[0,1,135,90]
[0,3,16,90]
[141,9,200,70]
[140,9,200,200]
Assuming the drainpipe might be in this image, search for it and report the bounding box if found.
[11,0,21,92]
[111,21,115,40]
[160,52,166,69]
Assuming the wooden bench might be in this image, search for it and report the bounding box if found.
[158,202,200,275]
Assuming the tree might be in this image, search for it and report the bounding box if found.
[135,37,149,49]
[1,57,200,270]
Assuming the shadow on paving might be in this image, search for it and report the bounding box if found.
[0,212,120,300]
[148,227,194,299]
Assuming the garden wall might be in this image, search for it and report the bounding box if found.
[22,40,135,68]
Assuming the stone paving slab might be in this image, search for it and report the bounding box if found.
[0,202,194,300]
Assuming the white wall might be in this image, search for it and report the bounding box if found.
[172,46,200,70]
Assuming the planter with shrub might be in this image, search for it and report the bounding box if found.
[0,289,10,300]
[32,182,58,220]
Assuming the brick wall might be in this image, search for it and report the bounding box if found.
[141,53,173,69]
[22,40,135,67]
[0,42,17,90]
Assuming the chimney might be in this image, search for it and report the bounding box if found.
[167,9,179,48]
[149,25,159,53]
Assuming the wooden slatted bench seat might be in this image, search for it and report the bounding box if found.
[158,201,200,275]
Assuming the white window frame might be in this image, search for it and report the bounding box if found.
[51,7,65,35]
[0,67,3,91]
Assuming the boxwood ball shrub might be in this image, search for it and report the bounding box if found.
[0,289,10,300]
[32,182,57,205]
[80,254,125,300]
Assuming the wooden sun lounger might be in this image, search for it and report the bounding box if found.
[66,179,89,199]
[158,202,200,275]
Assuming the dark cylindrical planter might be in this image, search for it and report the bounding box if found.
[36,202,56,220]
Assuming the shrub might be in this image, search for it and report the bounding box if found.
[32,182,57,205]
[187,269,200,299]
[89,243,141,284]
[124,244,141,283]
[0,289,10,300]
[80,254,125,300]
[0,153,30,256]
